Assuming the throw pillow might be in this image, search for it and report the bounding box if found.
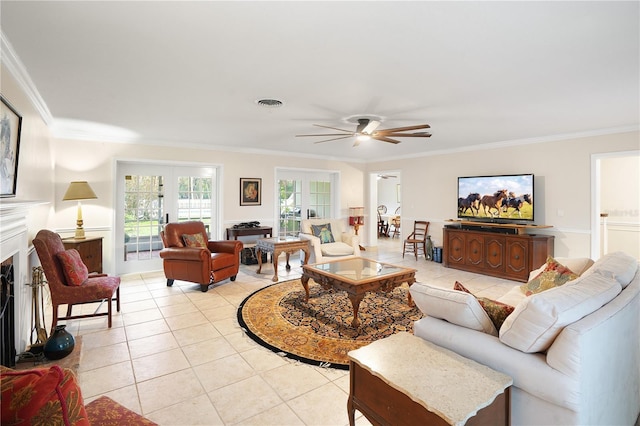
[182,233,207,248]
[477,297,515,330]
[520,256,578,296]
[0,365,90,426]
[311,223,335,244]
[453,281,515,331]
[56,249,89,286]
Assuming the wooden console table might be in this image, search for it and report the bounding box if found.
[443,221,554,282]
[348,332,512,426]
[226,226,272,240]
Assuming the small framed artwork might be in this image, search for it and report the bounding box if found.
[396,184,401,203]
[0,96,22,198]
[240,178,261,206]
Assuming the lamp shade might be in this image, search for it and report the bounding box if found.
[62,181,97,201]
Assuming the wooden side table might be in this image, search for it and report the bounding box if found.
[255,237,310,282]
[62,236,103,274]
[226,226,272,240]
[348,332,512,426]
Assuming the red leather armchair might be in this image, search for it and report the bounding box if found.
[160,221,243,292]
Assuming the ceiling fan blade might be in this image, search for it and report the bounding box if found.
[353,138,360,147]
[381,132,432,138]
[312,124,354,133]
[296,133,354,137]
[376,124,431,133]
[362,120,381,134]
[313,136,353,144]
[372,135,401,144]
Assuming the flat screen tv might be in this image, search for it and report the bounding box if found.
[458,174,534,222]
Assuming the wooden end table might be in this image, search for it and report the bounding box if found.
[301,257,416,328]
[256,237,310,282]
[348,332,512,426]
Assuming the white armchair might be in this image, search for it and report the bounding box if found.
[299,218,361,264]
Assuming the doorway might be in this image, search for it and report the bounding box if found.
[115,161,220,274]
[276,169,339,238]
[591,150,640,259]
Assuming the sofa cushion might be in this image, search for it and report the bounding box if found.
[0,365,90,426]
[499,272,622,353]
[581,251,638,289]
[311,223,335,244]
[454,282,515,331]
[56,249,89,286]
[410,283,497,336]
[182,233,207,248]
[319,241,354,256]
[520,256,579,296]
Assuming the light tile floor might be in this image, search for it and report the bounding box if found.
[59,238,519,425]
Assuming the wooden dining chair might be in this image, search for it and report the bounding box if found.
[402,221,430,260]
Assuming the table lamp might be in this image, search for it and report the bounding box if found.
[63,181,98,239]
[348,207,365,235]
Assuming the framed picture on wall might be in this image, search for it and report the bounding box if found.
[396,184,401,203]
[0,96,22,198]
[240,178,261,206]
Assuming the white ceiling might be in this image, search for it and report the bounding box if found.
[1,1,638,162]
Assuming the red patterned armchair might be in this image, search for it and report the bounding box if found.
[33,230,121,334]
[160,221,243,292]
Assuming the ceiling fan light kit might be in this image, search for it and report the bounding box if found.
[296,118,431,146]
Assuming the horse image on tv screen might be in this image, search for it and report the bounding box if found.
[458,174,534,221]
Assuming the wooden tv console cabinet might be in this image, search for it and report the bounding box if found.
[443,221,554,282]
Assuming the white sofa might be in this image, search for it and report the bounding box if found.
[299,218,360,264]
[410,252,640,425]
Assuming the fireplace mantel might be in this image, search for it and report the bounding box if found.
[0,199,49,359]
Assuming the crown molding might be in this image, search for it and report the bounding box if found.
[1,31,53,126]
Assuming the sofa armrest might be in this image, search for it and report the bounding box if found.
[160,247,210,262]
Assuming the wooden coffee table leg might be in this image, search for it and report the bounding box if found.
[347,294,365,328]
[300,274,311,302]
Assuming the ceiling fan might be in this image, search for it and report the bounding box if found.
[378,174,397,179]
[296,118,431,147]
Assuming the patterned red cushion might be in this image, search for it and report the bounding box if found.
[56,249,89,286]
[85,396,158,425]
[0,365,89,426]
[182,233,207,248]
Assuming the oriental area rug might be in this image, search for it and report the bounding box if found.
[237,279,422,370]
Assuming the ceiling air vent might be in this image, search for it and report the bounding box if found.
[256,98,284,108]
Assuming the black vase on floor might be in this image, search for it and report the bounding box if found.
[43,325,75,360]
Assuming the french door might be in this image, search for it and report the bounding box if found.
[277,169,338,238]
[115,162,218,274]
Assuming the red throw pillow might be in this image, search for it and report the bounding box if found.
[56,249,89,286]
[182,233,207,248]
[0,365,90,426]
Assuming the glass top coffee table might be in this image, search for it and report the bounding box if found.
[301,257,417,328]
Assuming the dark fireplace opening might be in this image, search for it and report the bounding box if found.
[1,256,16,367]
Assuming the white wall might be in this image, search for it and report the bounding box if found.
[51,138,367,272]
[366,131,640,258]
